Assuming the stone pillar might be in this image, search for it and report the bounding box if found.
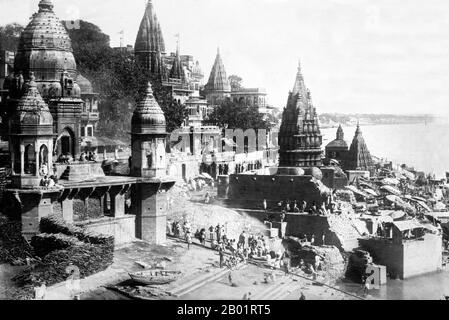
[19,192,55,240]
[20,145,25,175]
[110,192,126,218]
[132,182,167,244]
[35,150,39,176]
[103,194,109,214]
[61,199,74,223]
[11,151,15,174]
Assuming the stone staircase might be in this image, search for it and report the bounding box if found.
[169,263,247,298]
[327,215,364,252]
[251,277,298,300]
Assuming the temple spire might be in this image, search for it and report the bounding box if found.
[38,0,54,12]
[135,0,165,75]
[292,59,307,99]
[336,124,344,140]
[204,47,231,93]
[169,36,185,81]
[279,61,322,168]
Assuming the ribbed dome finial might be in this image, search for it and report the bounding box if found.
[29,72,36,85]
[145,81,154,96]
[38,0,54,12]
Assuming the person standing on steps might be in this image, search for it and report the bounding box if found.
[228,271,233,286]
[219,246,224,268]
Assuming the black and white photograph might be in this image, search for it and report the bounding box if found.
[1,0,449,307]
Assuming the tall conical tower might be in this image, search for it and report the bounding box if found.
[135,0,166,78]
[279,61,323,168]
[169,42,185,82]
[204,48,231,105]
[346,124,374,173]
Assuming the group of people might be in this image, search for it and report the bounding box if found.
[79,151,97,162]
[39,174,58,188]
[275,199,335,216]
[57,153,73,164]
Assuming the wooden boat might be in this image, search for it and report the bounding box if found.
[129,269,181,286]
[106,285,170,300]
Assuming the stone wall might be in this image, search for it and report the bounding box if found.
[402,233,442,278]
[75,215,136,245]
[285,214,362,252]
[228,174,327,208]
[358,238,404,279]
[360,234,442,279]
[321,167,348,190]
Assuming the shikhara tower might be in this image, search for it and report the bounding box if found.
[279,61,323,168]
[203,48,231,105]
[134,0,166,78]
[346,124,374,173]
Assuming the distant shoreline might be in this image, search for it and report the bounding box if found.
[320,121,429,129]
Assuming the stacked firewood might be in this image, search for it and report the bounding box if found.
[14,215,114,291]
[0,216,34,265]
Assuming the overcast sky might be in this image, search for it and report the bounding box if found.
[2,0,449,115]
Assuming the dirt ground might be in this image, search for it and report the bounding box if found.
[80,238,362,301]
[1,184,365,300]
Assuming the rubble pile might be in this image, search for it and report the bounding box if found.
[327,214,368,251]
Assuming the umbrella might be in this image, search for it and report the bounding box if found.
[380,185,402,196]
[382,178,400,186]
[385,195,416,214]
[201,173,214,180]
[386,195,401,203]
[358,181,374,189]
[401,170,415,180]
[364,188,378,197]
[413,200,432,213]
[390,211,407,220]
[345,186,369,198]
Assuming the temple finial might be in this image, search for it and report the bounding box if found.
[145,81,154,95]
[38,0,54,12]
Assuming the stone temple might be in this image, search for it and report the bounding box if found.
[0,0,175,245]
[279,61,322,168]
[225,61,332,210]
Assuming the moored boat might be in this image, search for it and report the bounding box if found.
[129,269,182,286]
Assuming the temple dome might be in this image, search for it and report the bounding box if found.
[13,0,77,95]
[10,74,53,135]
[131,82,167,135]
[76,74,94,95]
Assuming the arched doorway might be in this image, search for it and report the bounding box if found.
[24,144,36,175]
[56,128,75,159]
[39,144,49,176]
